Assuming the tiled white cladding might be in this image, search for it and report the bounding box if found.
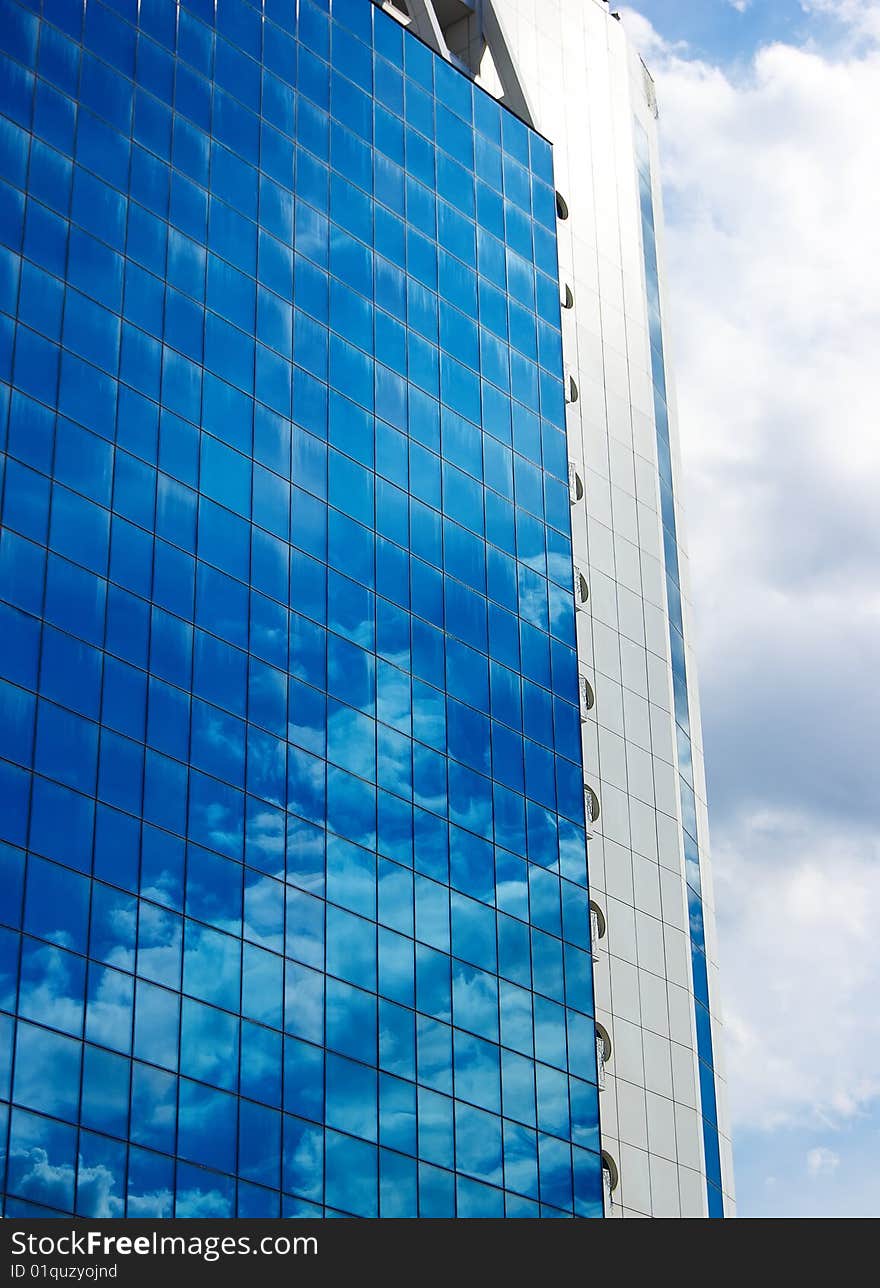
[485,0,735,1217]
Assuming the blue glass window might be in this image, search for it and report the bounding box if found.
[0,0,600,1220]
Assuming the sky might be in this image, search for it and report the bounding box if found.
[617,0,880,1217]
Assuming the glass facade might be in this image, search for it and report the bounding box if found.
[0,0,602,1217]
[635,120,723,1218]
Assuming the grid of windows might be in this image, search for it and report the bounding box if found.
[0,0,602,1217]
[635,119,723,1218]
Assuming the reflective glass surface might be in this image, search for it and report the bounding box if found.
[0,0,600,1217]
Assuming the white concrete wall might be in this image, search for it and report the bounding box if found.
[486,0,735,1216]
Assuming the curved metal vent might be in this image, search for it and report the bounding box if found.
[589,900,606,959]
[568,461,584,504]
[601,1151,619,1209]
[584,784,600,836]
[596,1023,612,1089]
[579,674,595,718]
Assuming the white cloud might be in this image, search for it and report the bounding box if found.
[713,816,880,1131]
[619,5,880,1149]
[800,0,880,43]
[618,8,685,61]
[807,1147,841,1178]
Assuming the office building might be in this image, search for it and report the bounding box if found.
[0,0,732,1217]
